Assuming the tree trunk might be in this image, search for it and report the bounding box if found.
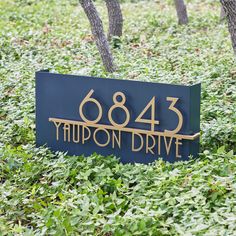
[105,0,123,40]
[220,5,226,20]
[220,0,236,55]
[174,0,188,25]
[79,0,116,72]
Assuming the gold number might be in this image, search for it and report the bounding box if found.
[135,97,159,131]
[164,97,183,134]
[108,92,130,128]
[79,89,102,124]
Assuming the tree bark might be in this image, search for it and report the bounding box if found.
[174,0,188,25]
[220,5,226,20]
[220,0,236,55]
[80,0,116,72]
[105,0,123,40]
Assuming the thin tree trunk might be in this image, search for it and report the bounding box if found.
[174,0,188,25]
[80,0,116,72]
[105,0,123,40]
[220,0,236,55]
[220,5,226,20]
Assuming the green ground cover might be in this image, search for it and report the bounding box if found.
[0,0,236,235]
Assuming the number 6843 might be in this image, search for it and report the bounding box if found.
[79,90,183,135]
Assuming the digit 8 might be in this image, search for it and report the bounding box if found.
[108,92,130,128]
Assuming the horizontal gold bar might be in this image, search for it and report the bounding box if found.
[49,118,200,140]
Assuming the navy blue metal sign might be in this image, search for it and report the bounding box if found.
[36,70,200,164]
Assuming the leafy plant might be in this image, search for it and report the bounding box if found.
[0,0,235,235]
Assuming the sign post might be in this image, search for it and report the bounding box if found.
[36,70,200,164]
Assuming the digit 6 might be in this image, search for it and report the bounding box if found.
[79,89,102,124]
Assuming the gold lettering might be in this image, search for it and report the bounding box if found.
[49,118,200,141]
[82,125,91,144]
[175,138,182,158]
[135,96,159,131]
[53,121,61,141]
[146,134,156,154]
[93,128,110,147]
[163,136,173,155]
[72,124,80,143]
[164,97,183,135]
[112,130,121,149]
[79,89,103,125]
[63,123,70,142]
[132,132,144,152]
[108,92,130,128]
[157,135,161,155]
